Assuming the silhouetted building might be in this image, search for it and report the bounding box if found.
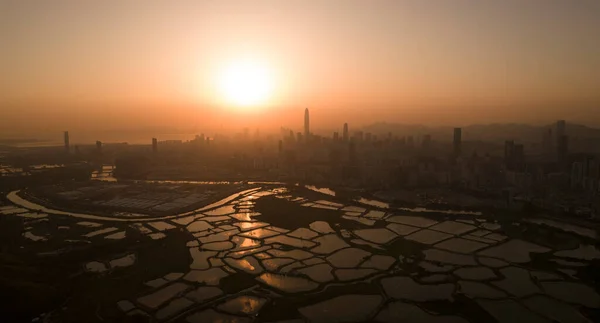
[504,140,515,162]
[556,120,566,145]
[278,140,283,154]
[558,135,569,167]
[333,132,339,141]
[365,132,372,143]
[355,131,364,143]
[152,138,158,153]
[64,131,70,153]
[296,132,303,143]
[343,123,349,142]
[96,141,102,153]
[422,134,431,149]
[349,142,357,164]
[304,108,310,141]
[453,128,462,156]
[542,127,553,154]
[407,136,414,148]
[513,144,525,170]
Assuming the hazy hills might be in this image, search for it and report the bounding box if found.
[361,122,600,143]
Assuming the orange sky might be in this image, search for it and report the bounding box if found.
[1,1,600,137]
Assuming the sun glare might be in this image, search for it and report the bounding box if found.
[217,60,274,108]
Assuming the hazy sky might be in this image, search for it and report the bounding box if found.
[1,0,600,137]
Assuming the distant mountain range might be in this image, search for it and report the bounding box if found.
[361,122,600,143]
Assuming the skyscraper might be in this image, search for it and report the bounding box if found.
[556,120,567,165]
[504,140,515,164]
[349,141,356,163]
[152,138,158,153]
[64,131,70,153]
[333,132,339,141]
[96,141,102,153]
[542,128,553,154]
[556,120,566,145]
[343,123,349,142]
[453,128,462,157]
[422,134,432,149]
[558,135,569,167]
[304,108,310,141]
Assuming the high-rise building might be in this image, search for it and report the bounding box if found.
[64,131,70,153]
[558,135,569,167]
[407,136,414,147]
[422,134,432,149]
[304,108,310,141]
[513,144,525,170]
[349,141,356,163]
[556,120,567,142]
[453,128,462,156]
[333,132,339,141]
[556,120,566,145]
[278,140,283,154]
[96,141,102,153]
[542,128,553,154]
[356,131,364,143]
[297,132,303,143]
[343,123,349,142]
[152,138,158,153]
[365,132,372,143]
[504,140,515,161]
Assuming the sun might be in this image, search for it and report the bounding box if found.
[217,60,274,108]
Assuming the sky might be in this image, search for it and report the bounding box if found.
[1,0,600,138]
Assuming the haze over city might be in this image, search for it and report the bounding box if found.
[2,0,600,140]
[2,2,600,323]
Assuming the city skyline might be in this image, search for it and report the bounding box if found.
[2,1,600,135]
[2,2,600,321]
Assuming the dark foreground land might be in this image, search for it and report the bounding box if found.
[1,183,599,323]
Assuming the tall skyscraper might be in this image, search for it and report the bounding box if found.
[152,138,158,153]
[453,128,462,156]
[64,131,70,153]
[304,108,310,141]
[556,120,566,145]
[513,144,525,170]
[504,140,515,163]
[558,135,569,167]
[96,141,102,153]
[542,128,553,154]
[556,120,567,165]
[348,141,356,163]
[343,123,349,142]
